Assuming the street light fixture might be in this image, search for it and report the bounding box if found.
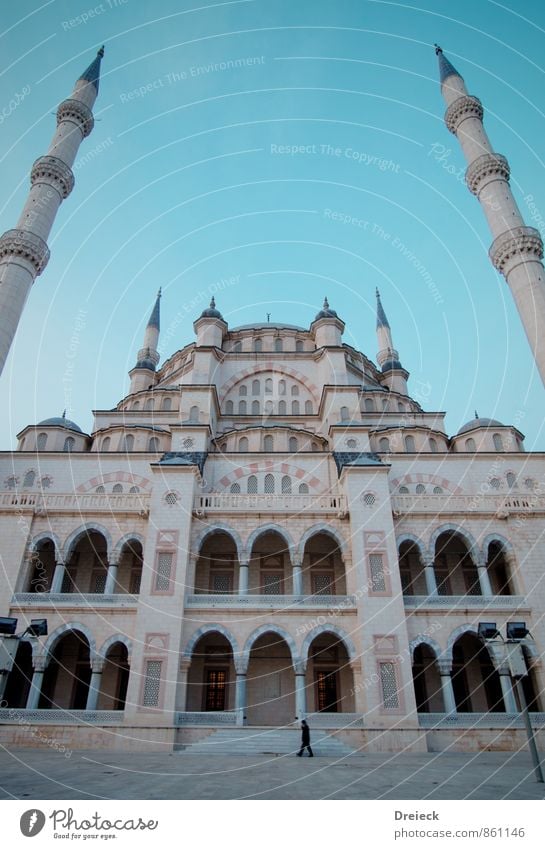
[0,617,18,635]
[478,622,500,640]
[24,619,48,637]
[506,622,530,641]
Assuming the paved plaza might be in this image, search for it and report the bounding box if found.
[0,748,544,800]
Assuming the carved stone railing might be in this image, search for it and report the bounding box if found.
[194,493,347,516]
[418,712,545,729]
[391,493,545,517]
[12,593,139,608]
[0,708,123,725]
[305,712,363,728]
[175,711,237,726]
[185,594,357,610]
[0,228,50,274]
[404,595,528,611]
[0,492,150,514]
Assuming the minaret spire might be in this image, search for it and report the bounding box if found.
[0,47,105,377]
[375,289,408,395]
[435,46,545,387]
[129,289,162,394]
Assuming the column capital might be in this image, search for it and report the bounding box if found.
[437,658,453,676]
[234,660,248,675]
[32,655,48,673]
[179,657,192,672]
[293,660,307,676]
[91,658,104,674]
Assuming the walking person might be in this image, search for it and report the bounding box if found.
[297,719,313,756]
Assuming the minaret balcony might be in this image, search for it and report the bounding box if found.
[0,228,50,274]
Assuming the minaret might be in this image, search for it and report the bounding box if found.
[0,47,105,377]
[376,288,408,394]
[435,45,545,385]
[129,289,161,394]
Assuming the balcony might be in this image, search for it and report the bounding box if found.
[185,594,357,610]
[418,712,545,729]
[404,595,529,612]
[0,492,150,515]
[194,493,348,516]
[392,493,545,517]
[11,593,139,609]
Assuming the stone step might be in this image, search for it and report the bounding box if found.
[178,727,357,756]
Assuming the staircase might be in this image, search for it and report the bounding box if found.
[177,726,357,757]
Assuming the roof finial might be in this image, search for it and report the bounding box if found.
[434,43,443,55]
[147,288,161,331]
[475,409,479,419]
[79,45,105,93]
[434,44,462,84]
[376,288,390,329]
[323,296,329,309]
[210,296,216,309]
[62,409,66,419]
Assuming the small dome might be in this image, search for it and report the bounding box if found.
[381,359,403,372]
[199,297,223,320]
[458,414,504,435]
[37,415,82,433]
[314,296,338,321]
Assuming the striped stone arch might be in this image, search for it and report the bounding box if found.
[76,471,152,493]
[98,634,133,662]
[244,523,297,563]
[112,533,145,565]
[183,624,239,660]
[241,625,299,671]
[300,624,357,666]
[44,622,97,663]
[29,531,62,562]
[297,524,347,564]
[218,461,322,492]
[409,634,444,660]
[390,474,463,495]
[396,532,429,562]
[192,523,244,563]
[62,522,113,562]
[480,532,516,563]
[429,523,480,563]
[219,363,319,403]
[445,624,502,666]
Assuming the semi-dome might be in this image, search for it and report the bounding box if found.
[199,297,224,320]
[37,415,83,433]
[457,413,504,435]
[314,297,338,321]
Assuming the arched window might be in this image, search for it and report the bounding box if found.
[265,378,273,394]
[95,485,105,494]
[298,483,309,494]
[252,380,260,396]
[289,436,298,453]
[252,400,260,415]
[490,477,501,489]
[305,400,313,415]
[429,437,438,453]
[132,401,140,411]
[145,398,154,411]
[415,484,426,494]
[239,437,249,452]
[63,437,75,452]
[282,475,292,494]
[230,483,241,493]
[295,340,304,352]
[279,380,286,395]
[291,385,299,397]
[364,398,374,412]
[506,471,516,488]
[6,476,16,489]
[279,400,287,414]
[247,475,258,494]
[382,399,388,411]
[226,400,234,414]
[239,400,247,414]
[254,339,262,352]
[148,437,159,451]
[340,406,349,420]
[398,402,405,412]
[113,484,123,493]
[189,405,199,422]
[23,470,35,488]
[274,338,283,352]
[40,476,52,489]
[292,400,300,415]
[264,473,275,493]
[379,437,390,452]
[162,397,172,411]
[465,437,476,452]
[399,485,409,494]
[37,433,47,451]
[264,435,273,452]
[101,437,110,452]
[264,400,274,415]
[347,438,357,450]
[129,486,140,493]
[493,433,503,452]
[404,435,415,452]
[433,486,443,494]
[122,434,134,452]
[239,384,247,396]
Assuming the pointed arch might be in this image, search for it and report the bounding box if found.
[112,533,145,565]
[183,624,239,660]
[300,624,357,666]
[193,524,244,563]
[242,625,299,670]
[98,634,133,662]
[44,622,97,662]
[244,523,296,562]
[297,524,347,564]
[62,523,113,562]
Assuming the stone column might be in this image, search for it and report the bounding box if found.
[25,656,48,710]
[476,559,493,597]
[292,561,303,596]
[238,562,249,595]
[235,669,247,726]
[104,562,119,595]
[437,659,457,713]
[424,561,438,596]
[350,661,364,716]
[85,659,104,711]
[294,662,307,721]
[498,664,518,713]
[178,657,192,712]
[50,560,66,594]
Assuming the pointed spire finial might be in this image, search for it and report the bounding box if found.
[434,44,462,84]
[62,410,66,419]
[475,410,479,419]
[79,45,105,93]
[147,288,161,331]
[323,296,329,309]
[376,288,390,329]
[210,296,216,309]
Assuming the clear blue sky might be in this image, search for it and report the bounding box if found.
[1,0,544,448]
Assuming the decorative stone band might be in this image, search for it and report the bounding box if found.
[0,228,50,274]
[0,709,122,725]
[445,94,484,134]
[56,98,94,138]
[418,712,545,728]
[175,711,238,726]
[30,155,75,199]
[489,225,544,276]
[465,152,510,195]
